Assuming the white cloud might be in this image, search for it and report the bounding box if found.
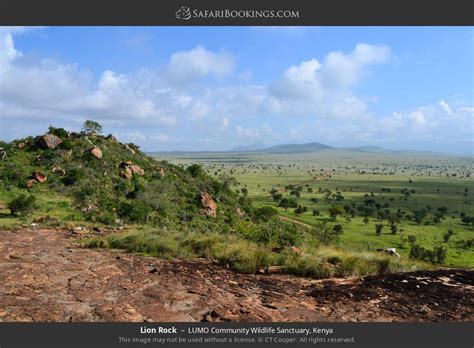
[438,100,453,115]
[0,29,471,154]
[166,45,235,84]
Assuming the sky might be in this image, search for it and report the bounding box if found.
[0,26,473,154]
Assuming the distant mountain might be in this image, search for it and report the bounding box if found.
[348,146,454,157]
[349,146,393,154]
[258,141,332,154]
[230,142,267,152]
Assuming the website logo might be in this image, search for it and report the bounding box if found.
[175,6,299,21]
[175,6,192,20]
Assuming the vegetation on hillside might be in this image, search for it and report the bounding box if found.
[0,121,460,277]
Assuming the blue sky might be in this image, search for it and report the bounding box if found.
[1,26,473,154]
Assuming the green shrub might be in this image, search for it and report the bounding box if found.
[241,217,304,247]
[186,164,205,178]
[62,168,85,186]
[252,206,279,222]
[8,193,37,216]
[117,201,152,223]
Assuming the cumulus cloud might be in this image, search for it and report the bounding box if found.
[166,45,235,84]
[0,29,471,154]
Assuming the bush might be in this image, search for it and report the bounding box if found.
[253,206,279,222]
[8,193,37,216]
[48,126,69,138]
[186,164,205,178]
[117,201,152,224]
[62,168,85,186]
[278,197,298,210]
[294,205,307,215]
[332,224,343,234]
[241,218,304,248]
[375,224,383,236]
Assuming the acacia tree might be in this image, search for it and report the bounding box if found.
[82,120,103,134]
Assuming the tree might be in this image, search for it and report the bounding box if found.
[390,223,398,235]
[332,224,343,234]
[253,206,279,222]
[186,164,205,178]
[412,209,428,224]
[375,224,383,236]
[363,216,370,225]
[294,205,307,215]
[434,246,447,263]
[443,230,454,243]
[82,120,103,134]
[328,205,344,219]
[272,193,283,202]
[278,197,297,211]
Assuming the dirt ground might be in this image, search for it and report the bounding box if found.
[0,229,472,322]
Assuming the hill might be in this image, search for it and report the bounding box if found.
[257,141,332,154]
[0,124,432,278]
[230,143,268,152]
[0,126,246,229]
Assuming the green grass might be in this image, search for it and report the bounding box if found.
[157,150,474,269]
[0,188,80,229]
[83,225,428,278]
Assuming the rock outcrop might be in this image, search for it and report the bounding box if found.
[88,146,103,159]
[130,165,145,176]
[36,134,62,150]
[200,192,217,218]
[119,161,144,178]
[1,228,472,322]
[32,172,47,183]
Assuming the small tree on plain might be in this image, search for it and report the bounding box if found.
[375,224,383,236]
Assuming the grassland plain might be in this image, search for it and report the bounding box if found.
[157,150,474,268]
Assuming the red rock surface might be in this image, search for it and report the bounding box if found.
[0,229,472,322]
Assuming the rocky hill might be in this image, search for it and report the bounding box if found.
[0,126,244,228]
[0,124,434,279]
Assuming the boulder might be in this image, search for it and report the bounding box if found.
[200,192,217,218]
[119,161,144,177]
[88,146,102,159]
[130,165,145,176]
[37,134,62,149]
[121,166,133,179]
[290,246,302,256]
[265,266,285,274]
[32,172,47,183]
[120,160,132,168]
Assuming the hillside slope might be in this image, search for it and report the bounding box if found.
[0,127,243,228]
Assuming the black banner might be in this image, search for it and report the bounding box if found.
[0,0,473,25]
[0,323,473,348]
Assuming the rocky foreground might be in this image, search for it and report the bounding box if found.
[0,229,472,322]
